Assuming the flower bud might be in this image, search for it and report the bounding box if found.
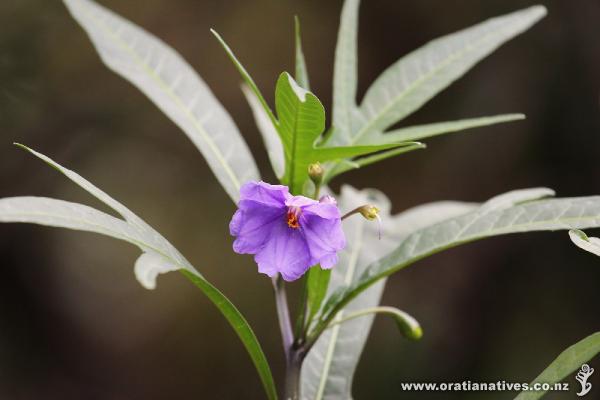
[308,162,324,185]
[358,205,380,221]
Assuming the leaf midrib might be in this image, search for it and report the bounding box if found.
[350,18,527,145]
[314,217,365,400]
[79,1,241,191]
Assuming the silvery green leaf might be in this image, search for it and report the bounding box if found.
[0,196,192,279]
[569,229,600,257]
[301,185,476,400]
[352,5,546,144]
[0,148,277,399]
[332,0,360,142]
[63,0,259,202]
[479,187,555,212]
[514,332,600,400]
[320,191,600,341]
[0,196,139,245]
[242,85,285,178]
[373,114,525,144]
[294,16,310,90]
[135,252,179,290]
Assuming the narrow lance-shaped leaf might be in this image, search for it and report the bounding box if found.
[0,147,278,400]
[353,5,546,144]
[514,332,600,400]
[242,85,285,178]
[374,113,525,144]
[301,185,476,400]
[331,0,360,143]
[211,29,279,129]
[294,16,310,90]
[322,142,426,183]
[317,189,600,346]
[63,0,259,202]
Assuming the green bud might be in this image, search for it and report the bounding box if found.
[358,205,380,221]
[308,162,324,184]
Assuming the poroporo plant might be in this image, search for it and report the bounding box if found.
[2,1,600,399]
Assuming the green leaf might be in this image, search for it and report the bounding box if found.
[63,0,259,202]
[569,229,600,257]
[294,16,310,90]
[323,142,426,181]
[181,270,279,400]
[514,332,600,400]
[301,186,476,399]
[332,0,360,141]
[1,146,277,400]
[317,188,600,337]
[211,29,279,129]
[353,5,546,143]
[275,73,404,193]
[275,72,326,193]
[374,113,525,144]
[306,266,331,326]
[313,142,411,162]
[242,85,285,178]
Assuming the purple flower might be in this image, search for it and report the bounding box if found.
[229,181,346,281]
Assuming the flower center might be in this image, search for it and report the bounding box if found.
[286,207,301,229]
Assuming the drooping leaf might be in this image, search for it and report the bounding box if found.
[569,229,600,257]
[294,16,310,90]
[327,306,422,341]
[63,0,259,202]
[354,5,546,143]
[318,189,600,338]
[1,147,277,400]
[134,252,179,290]
[301,186,476,399]
[373,114,525,144]
[514,332,600,400]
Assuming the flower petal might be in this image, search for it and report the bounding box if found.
[301,212,346,268]
[303,202,341,220]
[318,253,338,270]
[285,195,318,209]
[239,181,289,207]
[255,221,311,281]
[230,200,283,254]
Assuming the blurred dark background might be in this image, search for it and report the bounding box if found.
[1,0,599,399]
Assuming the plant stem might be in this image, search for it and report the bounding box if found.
[272,276,293,361]
[284,348,305,400]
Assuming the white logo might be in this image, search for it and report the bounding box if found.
[576,364,594,397]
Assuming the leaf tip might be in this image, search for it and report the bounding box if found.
[569,229,589,242]
[410,325,424,341]
[531,5,548,18]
